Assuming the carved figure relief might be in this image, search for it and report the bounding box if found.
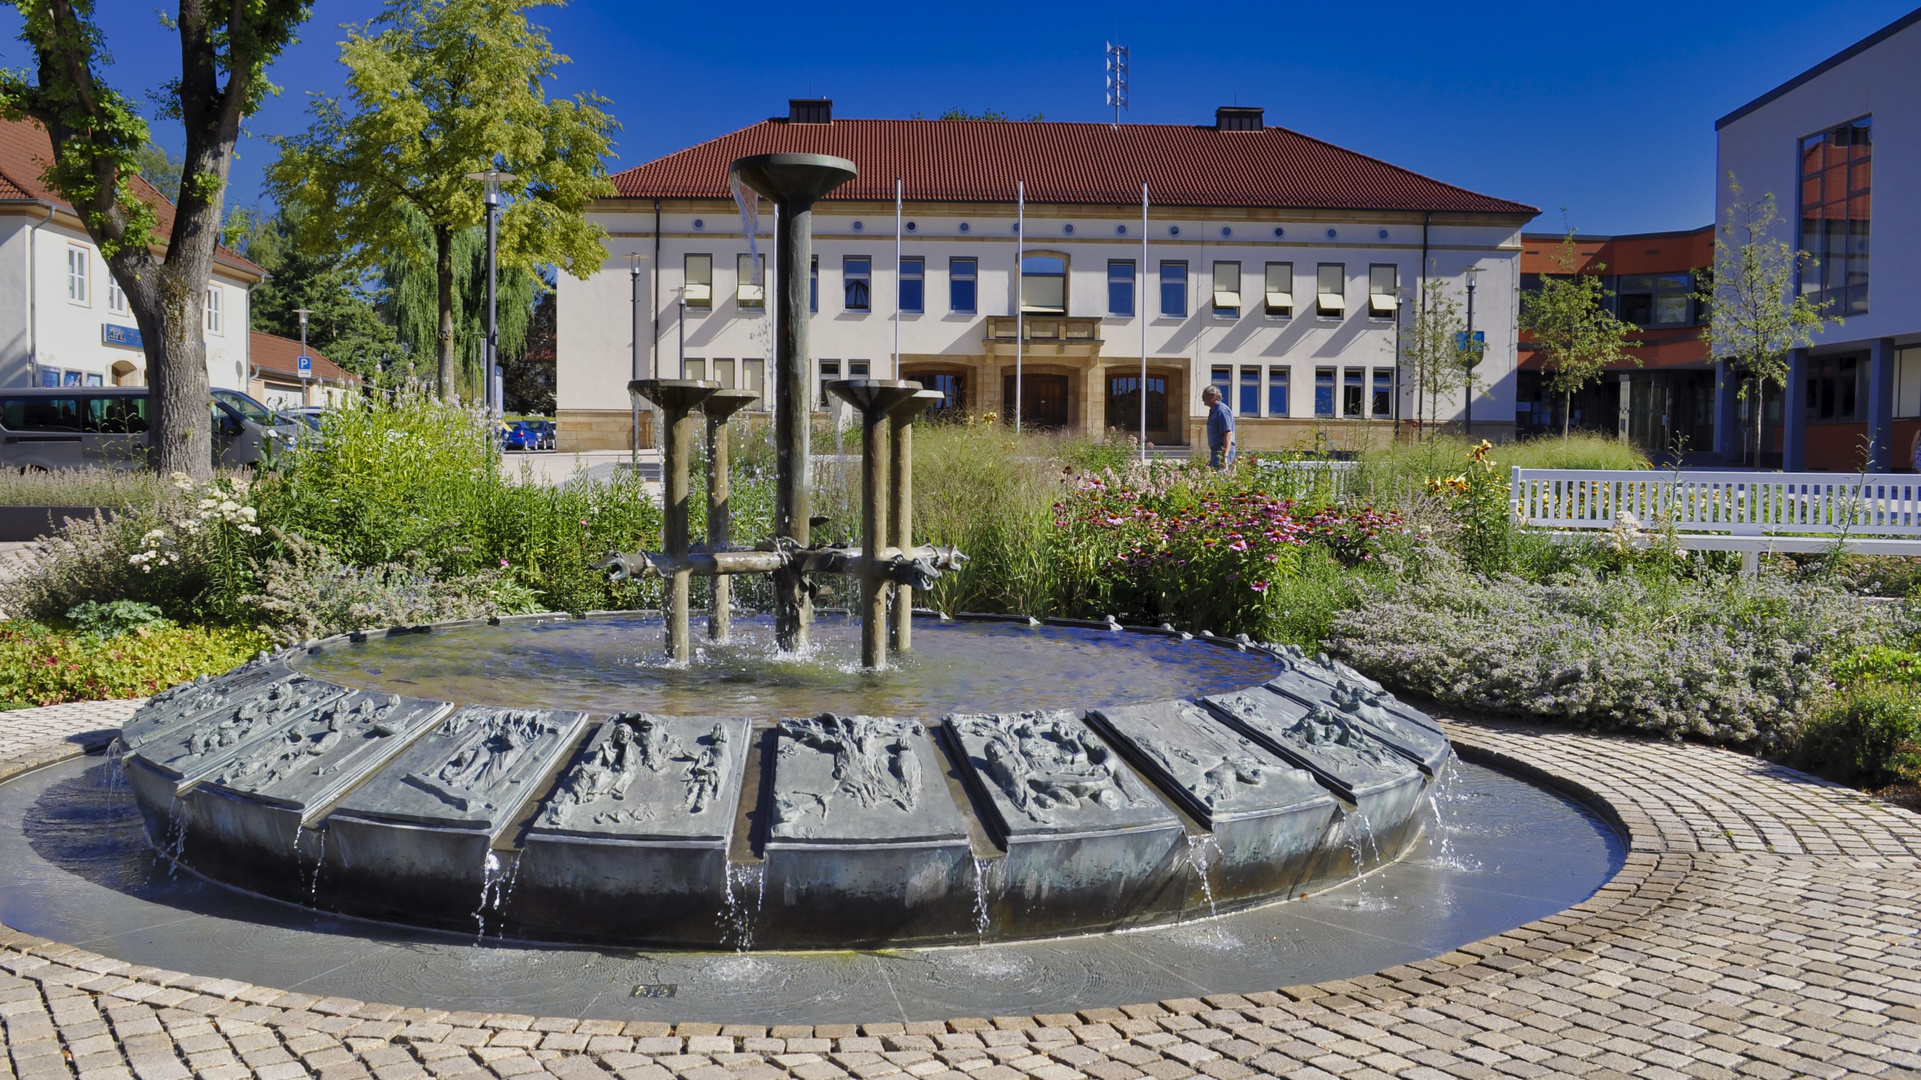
[774,714,923,831]
[1206,689,1405,779]
[210,694,404,792]
[949,712,1141,823]
[182,678,342,761]
[539,715,735,830]
[1133,735,1270,810]
[404,710,558,813]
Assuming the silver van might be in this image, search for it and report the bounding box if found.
[0,387,291,470]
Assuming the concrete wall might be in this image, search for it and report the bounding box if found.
[559,200,1527,450]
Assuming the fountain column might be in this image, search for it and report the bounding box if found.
[727,154,859,653]
[629,379,718,663]
[888,389,944,652]
[829,380,925,669]
[701,389,760,643]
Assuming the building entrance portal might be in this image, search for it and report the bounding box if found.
[1004,373,1070,429]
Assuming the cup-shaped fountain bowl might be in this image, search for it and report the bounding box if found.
[118,613,1450,950]
[728,153,859,207]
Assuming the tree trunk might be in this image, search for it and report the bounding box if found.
[1563,389,1572,441]
[1752,375,1765,470]
[435,227,457,400]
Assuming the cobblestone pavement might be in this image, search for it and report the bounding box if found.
[0,703,1917,1080]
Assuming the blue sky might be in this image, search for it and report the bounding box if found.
[4,1,1913,236]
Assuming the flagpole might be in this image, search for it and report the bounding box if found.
[894,177,902,378]
[1140,181,1149,463]
[1015,180,1024,436]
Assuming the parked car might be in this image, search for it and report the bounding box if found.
[524,419,556,450]
[500,421,538,452]
[0,387,295,470]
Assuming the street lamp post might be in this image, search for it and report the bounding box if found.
[1463,266,1479,437]
[465,166,518,416]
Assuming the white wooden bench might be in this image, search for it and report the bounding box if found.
[1509,468,1921,567]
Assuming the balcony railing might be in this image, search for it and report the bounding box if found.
[983,316,1102,343]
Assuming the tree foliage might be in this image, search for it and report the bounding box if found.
[1701,177,1831,468]
[1521,227,1640,440]
[0,0,311,477]
[1401,271,1466,436]
[267,0,616,400]
[227,206,399,380]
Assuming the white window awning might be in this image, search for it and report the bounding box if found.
[738,284,765,303]
[683,283,712,302]
[1318,293,1346,311]
[1213,290,1242,309]
[1265,291,1294,309]
[1369,294,1399,313]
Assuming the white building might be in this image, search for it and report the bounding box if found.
[0,117,263,392]
[1714,7,1921,471]
[558,101,1538,452]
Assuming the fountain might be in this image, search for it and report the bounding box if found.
[112,152,1459,950]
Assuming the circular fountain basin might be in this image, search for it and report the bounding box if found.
[117,614,1455,950]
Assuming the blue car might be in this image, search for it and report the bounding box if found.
[500,421,538,452]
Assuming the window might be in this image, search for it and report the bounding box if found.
[1105,374,1166,432]
[1,396,81,431]
[848,360,870,379]
[1264,263,1294,318]
[1211,366,1232,408]
[1316,264,1345,318]
[1239,366,1259,416]
[899,257,924,314]
[1267,367,1289,417]
[1314,367,1336,417]
[204,287,223,334]
[819,360,840,407]
[920,372,968,416]
[106,276,126,314]
[1342,368,1365,417]
[1021,254,1066,314]
[1805,355,1861,421]
[1107,261,1136,316]
[949,258,977,314]
[1898,347,1921,419]
[85,396,148,434]
[1799,116,1871,317]
[742,359,766,406]
[684,254,712,309]
[1368,265,1399,318]
[810,255,819,313]
[844,257,871,311]
[736,254,764,308]
[1615,274,1693,326]
[66,247,88,304]
[713,358,736,389]
[1212,262,1241,319]
[1372,369,1393,418]
[1160,262,1188,317]
[685,358,706,381]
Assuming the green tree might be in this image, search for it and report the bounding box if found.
[236,208,399,379]
[134,142,183,201]
[1,0,311,477]
[267,0,616,400]
[1401,271,1466,437]
[1701,177,1831,469]
[380,207,538,398]
[1521,227,1641,441]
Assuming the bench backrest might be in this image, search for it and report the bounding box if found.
[1510,468,1921,537]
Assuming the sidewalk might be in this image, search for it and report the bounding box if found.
[499,450,662,487]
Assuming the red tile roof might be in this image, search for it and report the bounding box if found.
[249,331,358,384]
[0,116,265,277]
[612,118,1538,216]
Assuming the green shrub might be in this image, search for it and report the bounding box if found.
[1353,432,1648,510]
[0,620,269,709]
[1795,683,1921,790]
[66,600,167,637]
[1326,561,1906,749]
[243,532,536,644]
[0,467,183,507]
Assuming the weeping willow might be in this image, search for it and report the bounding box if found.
[383,204,540,400]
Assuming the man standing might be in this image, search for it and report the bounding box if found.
[1203,384,1236,470]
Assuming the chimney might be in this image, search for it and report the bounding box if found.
[1214,106,1264,131]
[789,99,833,124]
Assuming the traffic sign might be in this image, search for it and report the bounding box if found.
[297,355,313,379]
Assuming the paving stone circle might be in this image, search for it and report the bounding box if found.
[1,699,1917,1080]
